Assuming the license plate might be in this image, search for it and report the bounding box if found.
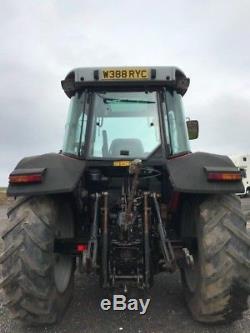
[101,68,149,80]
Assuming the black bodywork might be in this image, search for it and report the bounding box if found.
[7,151,243,197]
[8,153,86,196]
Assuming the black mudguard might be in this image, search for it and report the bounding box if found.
[166,152,244,194]
[7,153,86,197]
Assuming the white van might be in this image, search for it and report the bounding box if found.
[230,155,250,196]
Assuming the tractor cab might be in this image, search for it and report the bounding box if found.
[61,67,194,161]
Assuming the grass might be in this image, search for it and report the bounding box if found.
[0,188,7,205]
[0,192,7,204]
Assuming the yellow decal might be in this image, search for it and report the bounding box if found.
[113,161,131,167]
[101,68,149,80]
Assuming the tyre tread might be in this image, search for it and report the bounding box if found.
[0,196,74,325]
[182,194,250,324]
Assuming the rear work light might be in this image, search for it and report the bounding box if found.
[205,167,242,182]
[9,168,46,184]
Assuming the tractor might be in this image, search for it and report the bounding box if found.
[1,66,249,325]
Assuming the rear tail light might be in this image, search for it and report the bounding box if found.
[9,174,43,184]
[205,166,242,182]
[207,172,241,181]
[9,168,46,184]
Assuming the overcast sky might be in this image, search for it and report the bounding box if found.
[1,0,250,186]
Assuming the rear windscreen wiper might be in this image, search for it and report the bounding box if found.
[97,94,155,104]
[104,98,155,104]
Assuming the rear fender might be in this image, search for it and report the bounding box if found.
[166,152,244,194]
[7,153,86,197]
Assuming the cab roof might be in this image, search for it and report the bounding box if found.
[61,66,190,98]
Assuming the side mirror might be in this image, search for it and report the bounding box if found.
[186,120,199,140]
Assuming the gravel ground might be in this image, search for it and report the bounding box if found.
[0,198,249,333]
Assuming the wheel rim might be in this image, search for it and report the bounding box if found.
[54,254,73,293]
[184,253,199,293]
[54,204,74,293]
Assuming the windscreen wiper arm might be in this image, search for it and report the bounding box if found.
[96,94,155,104]
[104,98,155,104]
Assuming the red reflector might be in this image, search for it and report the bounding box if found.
[9,174,42,184]
[168,192,180,211]
[207,172,241,181]
[76,244,88,252]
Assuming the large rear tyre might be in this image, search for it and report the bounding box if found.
[0,196,74,325]
[181,194,250,324]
